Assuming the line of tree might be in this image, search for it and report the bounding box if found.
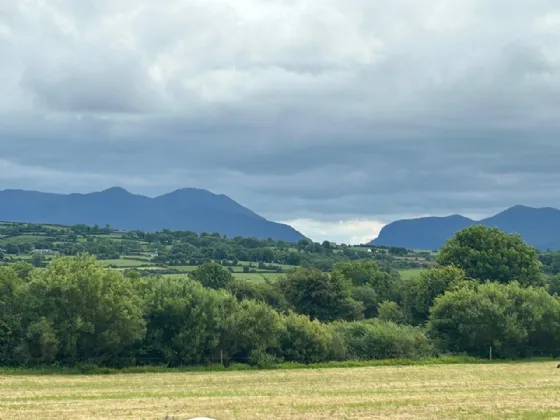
[0,222,422,271]
[1,225,559,369]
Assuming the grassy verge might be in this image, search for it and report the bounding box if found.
[1,356,555,376]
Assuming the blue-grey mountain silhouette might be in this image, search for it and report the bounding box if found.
[370,205,560,250]
[0,187,304,242]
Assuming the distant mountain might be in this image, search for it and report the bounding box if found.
[370,205,560,250]
[0,187,304,242]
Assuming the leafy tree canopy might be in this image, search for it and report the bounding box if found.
[437,225,542,286]
[190,261,234,289]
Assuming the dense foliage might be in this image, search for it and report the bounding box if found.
[437,225,543,286]
[1,224,559,369]
[0,221,424,273]
[429,282,560,358]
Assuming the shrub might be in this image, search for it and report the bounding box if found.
[332,320,434,360]
[280,314,334,363]
[429,281,560,358]
[377,301,406,324]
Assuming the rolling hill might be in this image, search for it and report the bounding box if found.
[0,187,305,242]
[370,205,560,250]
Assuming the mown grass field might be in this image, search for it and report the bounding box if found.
[1,362,559,419]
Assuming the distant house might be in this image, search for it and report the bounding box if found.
[150,252,159,258]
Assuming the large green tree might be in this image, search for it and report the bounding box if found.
[333,260,400,299]
[190,261,234,289]
[17,254,146,365]
[437,225,542,286]
[0,266,25,364]
[403,266,467,325]
[278,268,363,322]
[333,260,402,318]
[138,277,236,366]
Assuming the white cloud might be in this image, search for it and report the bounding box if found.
[283,218,385,245]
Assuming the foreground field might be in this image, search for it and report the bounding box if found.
[1,362,559,419]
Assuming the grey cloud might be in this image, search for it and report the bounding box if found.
[1,0,560,225]
[20,56,161,114]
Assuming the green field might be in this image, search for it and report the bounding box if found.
[162,272,284,283]
[0,234,54,245]
[399,268,426,280]
[166,265,200,272]
[1,362,559,419]
[232,272,285,283]
[98,258,152,267]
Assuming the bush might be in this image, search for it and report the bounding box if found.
[222,300,284,364]
[429,281,560,358]
[332,320,434,360]
[279,314,334,363]
[377,301,406,324]
[248,349,282,368]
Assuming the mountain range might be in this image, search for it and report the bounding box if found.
[370,205,560,251]
[0,187,304,242]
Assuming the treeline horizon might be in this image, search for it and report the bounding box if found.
[1,225,560,369]
[0,221,426,272]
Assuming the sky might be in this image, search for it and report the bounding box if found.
[1,1,560,244]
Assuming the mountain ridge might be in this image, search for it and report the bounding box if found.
[370,205,560,250]
[0,187,304,242]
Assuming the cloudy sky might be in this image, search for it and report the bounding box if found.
[1,1,560,243]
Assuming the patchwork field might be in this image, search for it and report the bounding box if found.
[1,362,559,419]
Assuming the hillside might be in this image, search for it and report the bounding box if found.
[0,220,430,281]
[371,205,560,250]
[0,187,304,242]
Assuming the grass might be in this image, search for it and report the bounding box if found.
[232,272,285,283]
[98,258,151,267]
[399,268,426,280]
[0,235,54,245]
[162,273,190,280]
[166,265,199,272]
[1,361,559,419]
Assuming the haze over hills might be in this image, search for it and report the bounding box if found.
[370,205,560,251]
[0,187,305,242]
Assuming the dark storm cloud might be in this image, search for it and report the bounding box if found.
[2,0,560,236]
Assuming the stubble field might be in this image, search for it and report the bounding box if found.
[1,362,559,420]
